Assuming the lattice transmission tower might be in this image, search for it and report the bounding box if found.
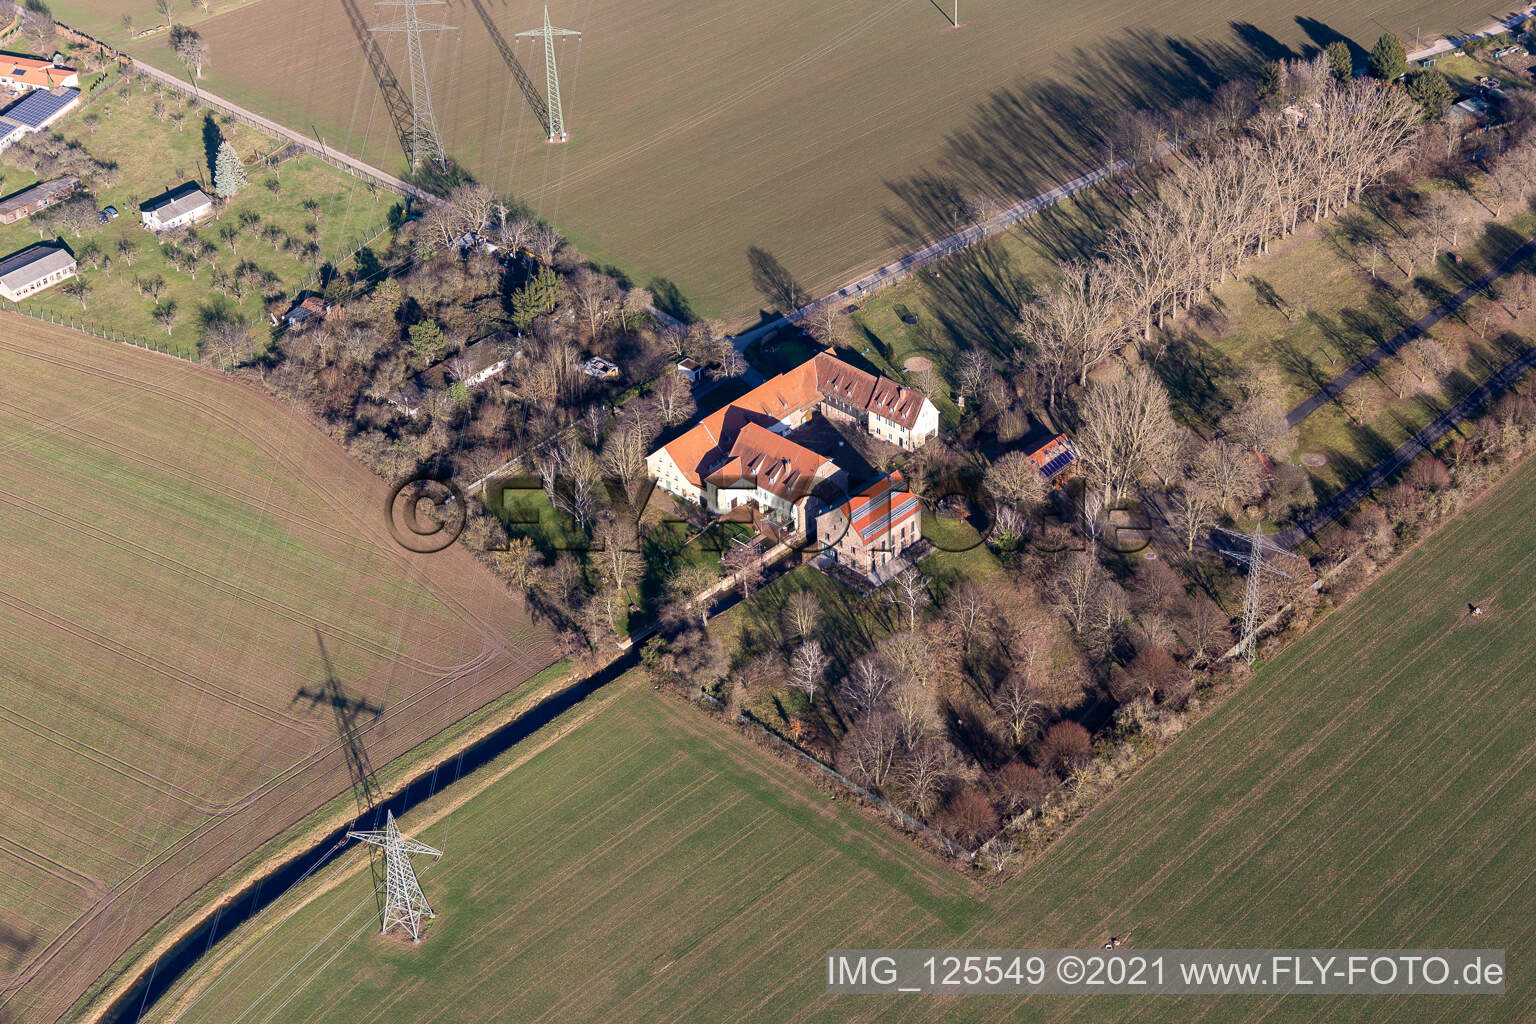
[517,6,580,143]
[371,0,455,170]
[347,811,443,941]
[1215,525,1299,664]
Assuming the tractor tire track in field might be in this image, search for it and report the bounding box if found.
[0,332,526,656]
[0,487,456,674]
[0,592,319,737]
[0,397,390,560]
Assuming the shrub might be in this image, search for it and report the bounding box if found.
[942,786,1000,847]
[1037,720,1093,775]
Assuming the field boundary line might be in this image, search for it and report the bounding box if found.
[148,673,625,1024]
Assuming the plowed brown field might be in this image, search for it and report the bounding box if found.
[0,317,557,1024]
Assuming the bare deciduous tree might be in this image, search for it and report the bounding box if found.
[1074,366,1181,504]
[788,640,828,698]
[783,589,822,641]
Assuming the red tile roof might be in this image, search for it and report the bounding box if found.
[0,57,75,90]
[837,471,919,547]
[705,422,834,502]
[658,351,930,486]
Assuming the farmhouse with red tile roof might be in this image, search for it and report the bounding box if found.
[646,351,937,498]
[815,471,922,581]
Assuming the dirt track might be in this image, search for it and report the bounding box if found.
[0,317,558,1024]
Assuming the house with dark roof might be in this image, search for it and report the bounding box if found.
[140,184,214,233]
[0,243,75,302]
[283,295,328,328]
[815,471,922,583]
[0,85,80,130]
[0,176,78,224]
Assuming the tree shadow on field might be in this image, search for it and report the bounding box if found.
[876,23,1331,361]
[1295,16,1369,66]
[881,25,1299,252]
[200,113,222,182]
[917,239,1031,359]
[747,245,809,314]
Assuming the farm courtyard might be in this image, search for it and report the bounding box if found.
[155,455,1536,1023]
[0,319,558,1024]
[77,0,1503,318]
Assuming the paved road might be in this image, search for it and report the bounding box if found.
[1407,4,1536,62]
[1276,345,1536,548]
[1285,236,1536,428]
[728,148,1167,353]
[130,59,437,205]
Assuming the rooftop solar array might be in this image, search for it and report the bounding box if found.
[1036,450,1075,479]
[2,87,79,129]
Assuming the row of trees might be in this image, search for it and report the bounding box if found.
[1020,58,1422,416]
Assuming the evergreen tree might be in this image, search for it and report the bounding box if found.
[511,265,562,330]
[213,139,246,198]
[409,319,447,364]
[1406,69,1453,121]
[1325,41,1353,82]
[1369,33,1406,81]
[1255,60,1283,102]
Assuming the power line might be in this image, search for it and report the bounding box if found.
[517,5,580,143]
[1215,524,1299,665]
[370,0,454,170]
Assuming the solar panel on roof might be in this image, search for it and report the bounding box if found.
[2,87,76,129]
[1037,451,1074,478]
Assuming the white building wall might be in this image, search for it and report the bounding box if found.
[646,448,703,504]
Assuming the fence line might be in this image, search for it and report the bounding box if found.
[124,58,433,205]
[736,707,975,861]
[6,301,197,361]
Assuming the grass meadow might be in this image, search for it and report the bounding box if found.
[0,319,556,1024]
[74,0,1504,319]
[148,450,1536,1024]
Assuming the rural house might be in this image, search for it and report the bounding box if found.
[0,243,76,301]
[0,56,78,93]
[1026,434,1077,481]
[0,176,78,224]
[140,184,215,233]
[283,295,329,328]
[814,471,921,583]
[701,422,845,537]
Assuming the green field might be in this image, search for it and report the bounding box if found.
[80,0,1502,319]
[155,455,1536,1023]
[0,71,394,355]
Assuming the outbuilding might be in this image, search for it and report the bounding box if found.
[141,184,215,233]
[0,244,76,302]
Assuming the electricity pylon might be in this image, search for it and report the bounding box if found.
[347,811,442,941]
[371,0,454,170]
[517,6,580,143]
[1215,525,1299,664]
